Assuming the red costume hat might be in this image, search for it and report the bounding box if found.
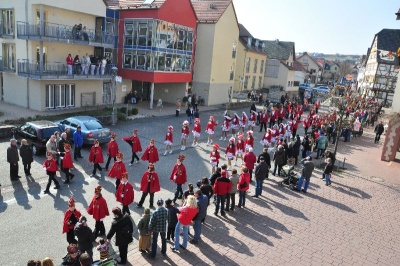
[68,197,75,208]
[209,115,215,121]
[122,172,128,180]
[251,110,258,115]
[64,143,71,151]
[247,130,253,136]
[213,143,220,150]
[194,118,200,123]
[95,185,102,193]
[183,120,189,126]
[229,137,235,143]
[178,154,185,161]
[116,152,124,159]
[168,125,173,130]
[238,133,244,139]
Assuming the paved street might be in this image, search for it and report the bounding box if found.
[1,105,400,265]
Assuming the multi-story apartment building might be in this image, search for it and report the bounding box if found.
[362,29,400,106]
[0,0,117,111]
[297,52,323,85]
[105,0,197,109]
[191,0,239,105]
[233,24,267,93]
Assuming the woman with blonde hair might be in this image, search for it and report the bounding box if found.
[41,257,55,266]
[171,195,198,251]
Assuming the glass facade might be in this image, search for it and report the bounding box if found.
[123,19,193,72]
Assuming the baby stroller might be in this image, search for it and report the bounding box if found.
[279,163,299,189]
[92,258,118,266]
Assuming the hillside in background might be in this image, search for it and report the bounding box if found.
[298,52,361,65]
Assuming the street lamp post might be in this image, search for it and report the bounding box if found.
[111,66,118,126]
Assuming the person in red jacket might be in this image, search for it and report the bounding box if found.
[237,166,250,208]
[210,143,221,174]
[137,163,161,208]
[192,118,201,147]
[225,137,236,169]
[278,106,286,125]
[220,115,231,141]
[116,172,134,215]
[259,109,268,133]
[231,113,240,137]
[170,154,187,204]
[206,115,218,145]
[235,133,245,165]
[270,107,278,128]
[171,195,199,251]
[243,147,257,182]
[291,116,299,140]
[164,125,174,156]
[141,139,159,164]
[303,116,311,136]
[108,152,127,191]
[43,151,60,194]
[123,129,142,166]
[66,53,73,75]
[248,110,257,131]
[59,143,75,184]
[63,197,81,244]
[314,100,321,114]
[105,132,119,170]
[181,120,190,150]
[87,186,109,238]
[260,128,272,148]
[213,170,232,216]
[89,139,104,177]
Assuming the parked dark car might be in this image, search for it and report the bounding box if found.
[55,116,111,145]
[11,121,63,155]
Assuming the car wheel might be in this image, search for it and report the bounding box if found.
[32,145,38,156]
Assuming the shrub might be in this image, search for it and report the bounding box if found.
[117,112,127,121]
[119,107,127,113]
[131,108,138,115]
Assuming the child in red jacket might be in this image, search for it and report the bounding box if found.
[105,132,119,170]
[89,139,104,177]
[116,172,134,215]
[164,126,174,156]
[108,152,127,191]
[43,151,60,193]
[141,139,159,164]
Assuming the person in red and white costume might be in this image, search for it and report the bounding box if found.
[210,143,221,174]
[303,115,311,135]
[192,118,201,147]
[59,143,74,184]
[115,172,134,215]
[205,115,218,146]
[137,163,160,208]
[105,132,119,170]
[260,128,272,149]
[181,120,190,150]
[245,130,254,150]
[235,133,245,165]
[239,111,247,133]
[278,123,285,140]
[291,116,299,140]
[141,139,159,164]
[108,152,127,191]
[122,129,142,166]
[220,115,231,141]
[270,124,279,148]
[89,139,104,177]
[231,113,240,137]
[164,125,174,156]
[269,107,278,128]
[277,106,286,125]
[248,110,257,131]
[314,100,321,114]
[170,154,187,203]
[225,137,236,169]
[285,122,292,143]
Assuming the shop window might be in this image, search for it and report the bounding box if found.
[166,54,172,70]
[158,52,165,71]
[185,56,192,72]
[187,31,193,51]
[177,28,185,50]
[167,24,175,49]
[138,23,147,46]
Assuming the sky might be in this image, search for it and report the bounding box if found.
[233,0,400,55]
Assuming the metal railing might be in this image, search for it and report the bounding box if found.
[17,21,114,46]
[17,59,115,79]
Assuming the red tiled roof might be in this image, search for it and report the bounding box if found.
[104,0,167,9]
[314,58,325,68]
[191,0,232,22]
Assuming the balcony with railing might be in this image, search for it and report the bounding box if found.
[17,22,114,48]
[17,59,115,80]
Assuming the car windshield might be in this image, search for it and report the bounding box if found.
[83,120,104,130]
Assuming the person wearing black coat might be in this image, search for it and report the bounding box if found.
[19,139,33,177]
[252,157,269,197]
[292,135,301,165]
[257,148,271,175]
[374,121,384,143]
[7,138,20,180]
[301,135,311,158]
[74,216,95,259]
[107,207,134,265]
